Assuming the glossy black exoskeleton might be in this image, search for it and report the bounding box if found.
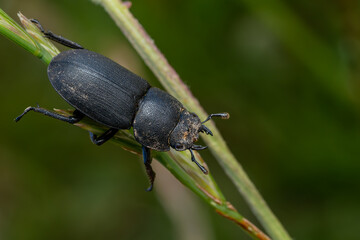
[15,19,229,191]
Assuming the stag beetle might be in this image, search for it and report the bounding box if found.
[15,19,229,191]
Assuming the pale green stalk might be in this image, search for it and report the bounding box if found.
[0,10,58,63]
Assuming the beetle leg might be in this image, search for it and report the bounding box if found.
[30,19,84,49]
[142,146,155,192]
[15,106,84,124]
[191,145,208,150]
[89,128,118,146]
[189,149,208,174]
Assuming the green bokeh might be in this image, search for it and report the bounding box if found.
[1,0,360,239]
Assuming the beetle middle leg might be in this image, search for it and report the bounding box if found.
[15,106,84,124]
[89,128,119,146]
[30,19,84,49]
[142,146,155,192]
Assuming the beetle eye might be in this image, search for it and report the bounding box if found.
[175,143,185,151]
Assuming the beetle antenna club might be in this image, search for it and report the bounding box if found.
[15,19,229,191]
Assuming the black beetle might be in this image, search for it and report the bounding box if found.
[15,19,229,191]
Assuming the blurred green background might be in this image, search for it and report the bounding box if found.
[1,0,360,239]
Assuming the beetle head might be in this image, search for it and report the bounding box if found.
[169,110,202,151]
[169,110,230,174]
[169,111,230,151]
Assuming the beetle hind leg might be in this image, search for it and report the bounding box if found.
[89,128,118,146]
[30,19,84,49]
[142,146,156,191]
[15,106,84,124]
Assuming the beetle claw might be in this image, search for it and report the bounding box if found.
[146,183,153,192]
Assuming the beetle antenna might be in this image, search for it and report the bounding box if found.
[199,125,213,136]
[189,149,208,174]
[202,113,230,124]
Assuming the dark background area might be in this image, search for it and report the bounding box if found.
[1,0,360,239]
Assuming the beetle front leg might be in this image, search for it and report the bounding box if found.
[189,149,208,174]
[89,128,119,146]
[142,146,156,192]
[15,106,84,124]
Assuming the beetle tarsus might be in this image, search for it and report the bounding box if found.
[189,149,208,174]
[30,19,84,49]
[15,106,84,124]
[30,19,46,33]
[89,128,119,146]
[142,146,155,191]
[15,106,33,122]
[191,145,208,150]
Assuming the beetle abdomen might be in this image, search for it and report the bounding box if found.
[133,87,184,151]
[48,49,150,129]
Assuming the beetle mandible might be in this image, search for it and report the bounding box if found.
[15,19,230,191]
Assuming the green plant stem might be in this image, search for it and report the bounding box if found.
[92,1,291,239]
[0,9,271,240]
[0,10,56,64]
